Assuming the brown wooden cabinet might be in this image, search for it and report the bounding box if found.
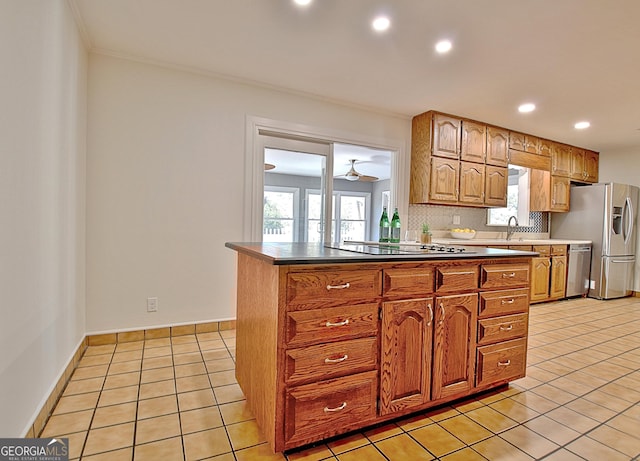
[530,245,568,303]
[530,256,551,303]
[429,157,459,203]
[433,113,461,159]
[551,143,572,177]
[233,253,532,452]
[380,298,433,415]
[530,170,570,213]
[485,166,508,207]
[486,126,509,166]
[432,293,477,400]
[539,138,553,157]
[459,162,485,205]
[571,148,599,183]
[509,132,539,154]
[461,120,486,163]
[551,176,570,212]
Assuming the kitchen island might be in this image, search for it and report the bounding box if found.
[225,242,535,452]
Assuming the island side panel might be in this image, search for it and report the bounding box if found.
[235,252,285,450]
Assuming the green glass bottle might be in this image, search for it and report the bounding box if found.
[390,208,401,243]
[379,207,390,242]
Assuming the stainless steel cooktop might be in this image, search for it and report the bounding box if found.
[326,242,476,256]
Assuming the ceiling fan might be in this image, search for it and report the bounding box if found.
[336,159,379,182]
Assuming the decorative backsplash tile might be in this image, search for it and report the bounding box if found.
[408,204,548,234]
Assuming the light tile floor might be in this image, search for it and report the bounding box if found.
[41,296,640,460]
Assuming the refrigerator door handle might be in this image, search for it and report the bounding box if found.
[623,196,634,245]
[610,258,635,264]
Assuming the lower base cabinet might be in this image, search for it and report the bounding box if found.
[235,255,532,452]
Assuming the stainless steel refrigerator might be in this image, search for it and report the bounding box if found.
[551,182,639,299]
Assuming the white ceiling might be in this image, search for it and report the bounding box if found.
[72,0,640,154]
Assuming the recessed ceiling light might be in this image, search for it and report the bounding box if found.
[293,0,312,5]
[574,121,591,130]
[518,103,536,113]
[435,40,452,54]
[372,16,390,32]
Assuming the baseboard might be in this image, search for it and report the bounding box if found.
[23,318,237,437]
[22,336,88,438]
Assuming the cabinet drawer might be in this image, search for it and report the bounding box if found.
[479,289,529,318]
[287,270,381,309]
[477,313,528,345]
[285,337,377,385]
[476,338,527,387]
[383,268,434,297]
[286,303,378,348]
[481,264,529,289]
[435,265,479,293]
[551,245,567,256]
[285,371,377,446]
[533,245,551,256]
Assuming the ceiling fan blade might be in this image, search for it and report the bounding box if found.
[357,174,379,182]
[264,163,275,170]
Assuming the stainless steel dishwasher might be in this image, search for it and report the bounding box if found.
[566,243,592,297]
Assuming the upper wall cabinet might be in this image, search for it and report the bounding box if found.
[509,132,539,154]
[433,114,461,159]
[410,110,599,208]
[551,143,572,177]
[461,120,486,163]
[571,148,599,183]
[486,127,509,167]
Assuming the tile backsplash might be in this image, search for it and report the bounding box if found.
[408,204,548,234]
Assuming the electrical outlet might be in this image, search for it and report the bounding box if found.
[147,297,158,312]
[453,215,461,225]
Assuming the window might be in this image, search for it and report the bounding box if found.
[263,186,299,242]
[308,191,370,242]
[487,165,531,226]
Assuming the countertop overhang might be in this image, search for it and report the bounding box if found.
[225,242,537,265]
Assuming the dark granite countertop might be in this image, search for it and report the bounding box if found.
[225,242,537,265]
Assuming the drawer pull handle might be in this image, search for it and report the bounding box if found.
[324,402,347,413]
[499,324,514,331]
[498,360,511,367]
[502,272,516,278]
[325,319,350,327]
[447,271,476,276]
[427,303,433,326]
[326,282,350,290]
[501,298,515,304]
[324,354,348,364]
[439,303,445,325]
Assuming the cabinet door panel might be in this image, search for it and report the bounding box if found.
[461,120,486,163]
[584,150,599,183]
[432,114,460,159]
[459,162,485,205]
[486,127,509,166]
[429,157,459,203]
[570,148,586,181]
[550,255,567,299]
[485,166,507,207]
[530,257,550,302]
[380,299,433,415]
[551,176,570,212]
[432,293,478,400]
[551,144,571,177]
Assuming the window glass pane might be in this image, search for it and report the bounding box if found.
[264,190,295,242]
[340,196,366,220]
[341,221,365,242]
[307,193,322,220]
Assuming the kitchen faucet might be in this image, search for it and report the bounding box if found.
[506,215,519,241]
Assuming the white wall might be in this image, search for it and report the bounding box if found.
[86,54,410,333]
[0,0,87,436]
[599,149,640,291]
